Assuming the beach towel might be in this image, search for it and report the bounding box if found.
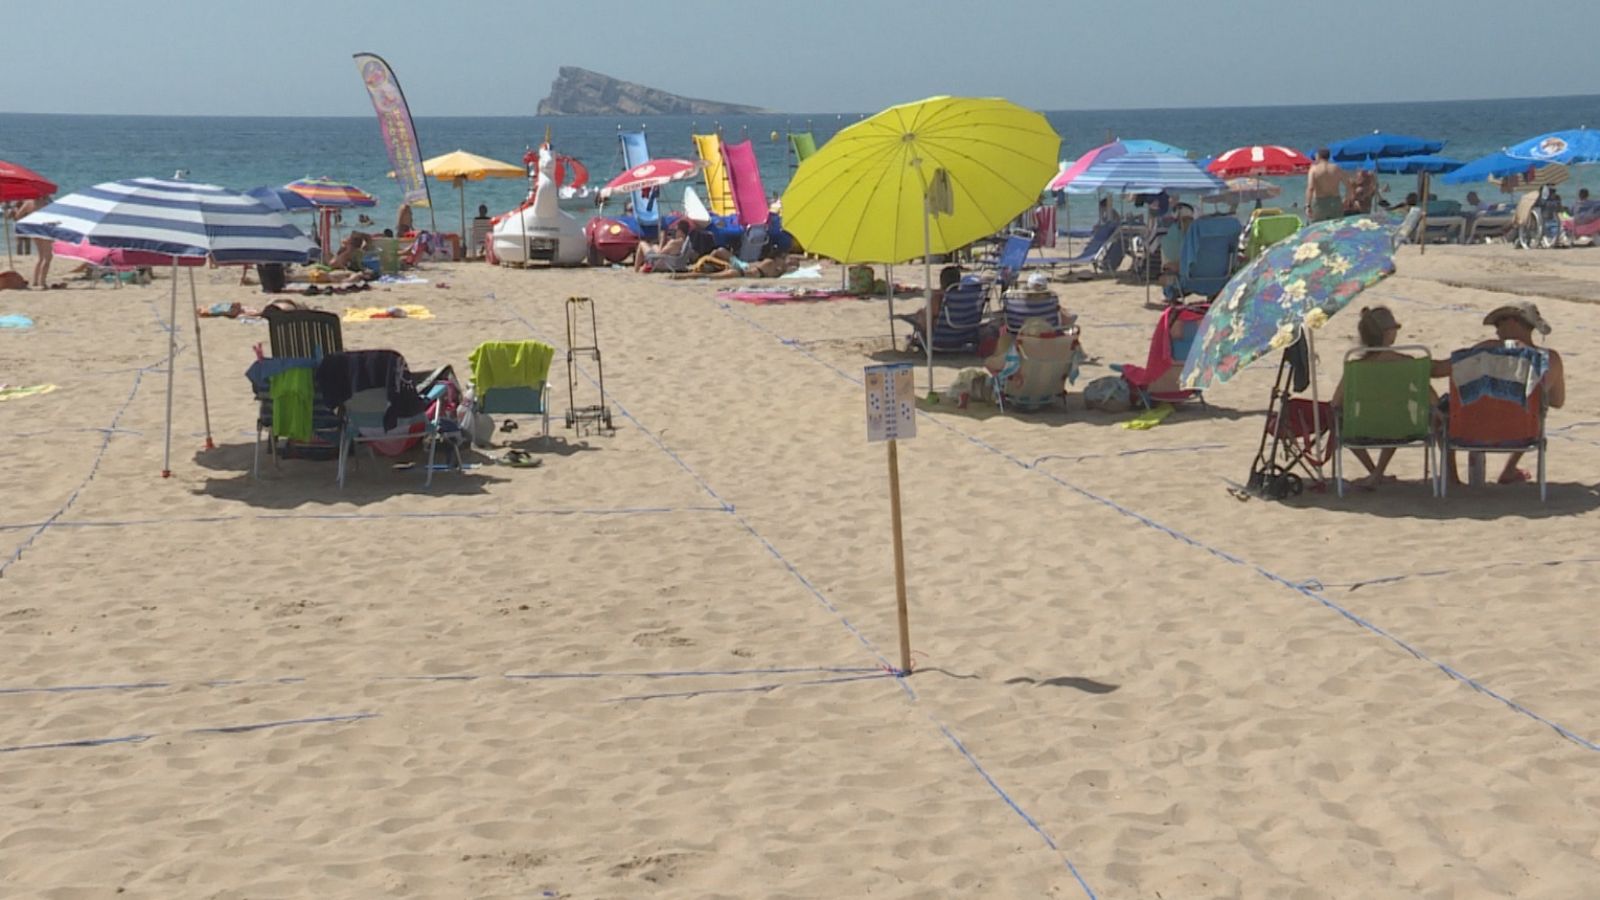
[1450,344,1548,406]
[468,340,554,391]
[0,314,33,329]
[1120,403,1174,430]
[719,287,857,305]
[0,384,57,402]
[342,304,433,322]
[375,274,429,285]
[269,367,314,441]
[778,264,824,280]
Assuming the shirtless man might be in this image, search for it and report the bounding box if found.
[1305,148,1347,222]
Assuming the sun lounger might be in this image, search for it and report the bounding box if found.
[1030,219,1120,271]
[1332,346,1438,498]
[1465,206,1515,243]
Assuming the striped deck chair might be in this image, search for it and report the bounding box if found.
[1001,288,1062,333]
[1442,344,1550,501]
[619,131,660,239]
[254,308,345,475]
[692,133,736,217]
[905,280,987,353]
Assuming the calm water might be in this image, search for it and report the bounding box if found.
[4,94,1599,228]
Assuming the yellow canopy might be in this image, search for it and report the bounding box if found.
[780,96,1060,264]
[421,150,524,181]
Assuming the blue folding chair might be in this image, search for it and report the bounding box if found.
[1178,215,1243,299]
[907,280,987,353]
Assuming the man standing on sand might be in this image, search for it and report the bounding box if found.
[1305,148,1347,222]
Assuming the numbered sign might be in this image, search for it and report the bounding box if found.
[864,363,917,443]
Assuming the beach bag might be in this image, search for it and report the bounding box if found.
[1084,375,1132,412]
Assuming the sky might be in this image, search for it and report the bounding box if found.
[3,0,1599,117]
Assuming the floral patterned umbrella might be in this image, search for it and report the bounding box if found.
[1179,215,1398,392]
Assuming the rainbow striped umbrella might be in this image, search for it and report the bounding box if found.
[286,177,377,208]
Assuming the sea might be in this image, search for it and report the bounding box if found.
[4,93,1599,230]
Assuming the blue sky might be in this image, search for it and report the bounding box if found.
[4,0,1599,116]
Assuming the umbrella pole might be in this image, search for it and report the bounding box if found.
[458,179,466,253]
[187,268,214,451]
[1307,328,1325,483]
[923,200,934,396]
[1418,172,1430,256]
[4,217,11,271]
[162,260,178,478]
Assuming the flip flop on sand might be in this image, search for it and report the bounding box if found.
[502,449,542,468]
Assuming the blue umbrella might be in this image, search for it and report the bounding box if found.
[1440,151,1556,185]
[16,178,317,474]
[1339,154,1464,175]
[1327,132,1445,161]
[1064,153,1225,194]
[245,185,317,214]
[1505,128,1600,166]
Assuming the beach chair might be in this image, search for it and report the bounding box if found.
[1422,200,1466,244]
[1177,214,1243,299]
[319,350,461,488]
[736,222,769,263]
[1114,302,1210,408]
[1033,219,1120,271]
[1332,347,1438,498]
[1244,214,1302,261]
[1464,205,1515,243]
[264,307,342,357]
[641,236,697,273]
[1441,344,1550,501]
[905,280,987,354]
[468,340,555,438]
[987,321,1082,413]
[1001,286,1062,333]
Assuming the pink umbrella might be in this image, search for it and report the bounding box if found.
[1207,145,1312,178]
[53,239,208,270]
[599,158,702,198]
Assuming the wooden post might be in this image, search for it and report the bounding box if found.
[886,438,912,675]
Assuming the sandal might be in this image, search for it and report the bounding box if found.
[502,449,542,468]
[499,419,519,433]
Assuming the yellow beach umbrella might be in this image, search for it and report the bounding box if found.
[781,96,1060,391]
[419,150,525,250]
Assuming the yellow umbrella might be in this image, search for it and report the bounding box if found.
[781,96,1060,391]
[419,150,526,250]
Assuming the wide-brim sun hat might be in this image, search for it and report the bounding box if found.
[1484,301,1551,335]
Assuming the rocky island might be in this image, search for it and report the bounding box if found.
[537,66,767,116]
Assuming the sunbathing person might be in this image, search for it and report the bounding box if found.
[330,232,372,271]
[1331,306,1438,489]
[669,249,799,279]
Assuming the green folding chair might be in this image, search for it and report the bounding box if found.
[1332,347,1439,497]
[1245,214,1303,261]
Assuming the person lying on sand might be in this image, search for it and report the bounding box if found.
[669,249,799,279]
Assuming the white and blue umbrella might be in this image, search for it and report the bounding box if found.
[1505,128,1600,167]
[1064,153,1226,195]
[18,178,318,477]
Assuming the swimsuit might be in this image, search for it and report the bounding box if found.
[1311,197,1345,222]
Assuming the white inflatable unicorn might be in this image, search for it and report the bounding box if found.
[491,141,588,266]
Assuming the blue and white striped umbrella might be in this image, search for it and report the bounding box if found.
[16,177,317,263]
[1064,153,1226,195]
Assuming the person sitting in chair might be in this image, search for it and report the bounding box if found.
[1159,204,1196,303]
[1430,301,1564,485]
[1331,306,1437,490]
[634,220,692,272]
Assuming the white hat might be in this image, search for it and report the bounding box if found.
[1025,272,1050,291]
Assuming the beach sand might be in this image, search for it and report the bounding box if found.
[2,242,1599,898]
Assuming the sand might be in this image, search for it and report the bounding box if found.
[2,240,1599,899]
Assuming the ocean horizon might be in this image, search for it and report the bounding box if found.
[5,92,1598,227]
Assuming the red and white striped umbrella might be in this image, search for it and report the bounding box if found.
[1207,145,1312,178]
[600,158,702,198]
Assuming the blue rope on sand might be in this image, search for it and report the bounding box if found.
[712,296,1600,756]
[0,712,374,754]
[0,505,731,534]
[606,671,897,703]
